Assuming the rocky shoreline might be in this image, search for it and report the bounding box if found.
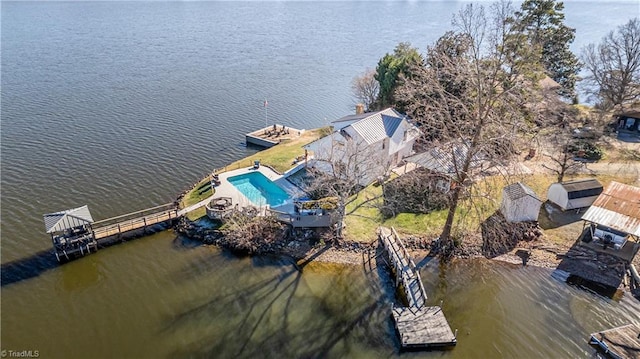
[173,216,639,297]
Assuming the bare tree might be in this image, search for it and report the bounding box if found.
[541,134,584,183]
[219,210,287,255]
[351,68,379,112]
[581,18,640,110]
[395,2,536,247]
[306,131,394,238]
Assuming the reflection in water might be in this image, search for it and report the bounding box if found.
[59,257,103,292]
[1,232,639,358]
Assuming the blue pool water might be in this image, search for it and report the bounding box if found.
[228,171,290,207]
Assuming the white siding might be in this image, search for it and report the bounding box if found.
[547,183,569,210]
[501,193,542,222]
[566,196,599,210]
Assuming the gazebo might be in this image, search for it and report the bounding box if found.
[43,205,98,262]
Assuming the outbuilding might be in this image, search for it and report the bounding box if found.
[500,182,543,223]
[581,181,640,261]
[547,178,603,211]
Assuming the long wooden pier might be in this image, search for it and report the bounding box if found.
[92,203,179,239]
[378,227,457,349]
[46,196,215,263]
[589,324,640,359]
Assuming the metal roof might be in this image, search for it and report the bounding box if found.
[503,182,542,202]
[346,108,406,145]
[332,112,372,124]
[43,205,94,234]
[581,181,640,237]
[557,178,602,192]
[405,141,485,175]
[616,108,640,118]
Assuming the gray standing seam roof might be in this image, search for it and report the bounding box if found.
[43,205,94,234]
[405,141,484,175]
[350,113,404,145]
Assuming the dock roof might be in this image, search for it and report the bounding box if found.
[44,205,94,233]
[581,181,640,237]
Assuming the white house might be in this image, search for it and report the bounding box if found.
[547,178,603,211]
[304,108,421,185]
[500,182,542,223]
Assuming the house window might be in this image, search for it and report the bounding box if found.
[382,141,385,149]
[436,179,450,193]
[403,130,408,141]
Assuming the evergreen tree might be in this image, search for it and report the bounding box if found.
[514,0,580,98]
[374,42,423,109]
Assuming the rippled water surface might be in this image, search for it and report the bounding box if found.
[2,1,639,358]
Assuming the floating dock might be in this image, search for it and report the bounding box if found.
[245,124,304,148]
[589,324,640,359]
[378,227,457,350]
[392,306,457,348]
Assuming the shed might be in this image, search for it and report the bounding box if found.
[582,181,640,240]
[500,182,542,223]
[547,178,603,211]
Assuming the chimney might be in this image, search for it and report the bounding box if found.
[355,103,365,115]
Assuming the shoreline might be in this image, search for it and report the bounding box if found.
[174,216,639,298]
[173,126,639,297]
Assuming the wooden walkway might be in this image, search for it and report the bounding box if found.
[589,324,640,359]
[92,203,180,239]
[91,195,215,240]
[378,227,456,349]
[379,227,427,307]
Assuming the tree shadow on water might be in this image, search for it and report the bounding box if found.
[162,248,395,359]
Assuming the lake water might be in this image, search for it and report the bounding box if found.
[2,1,639,358]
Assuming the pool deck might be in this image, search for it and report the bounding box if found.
[213,165,304,210]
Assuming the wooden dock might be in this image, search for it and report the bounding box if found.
[245,124,303,148]
[379,227,427,307]
[92,203,179,240]
[378,227,457,349]
[45,198,217,263]
[589,324,640,359]
[392,306,457,348]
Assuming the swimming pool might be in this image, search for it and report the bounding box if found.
[228,171,290,207]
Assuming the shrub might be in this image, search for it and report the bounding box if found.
[381,168,449,218]
[568,140,603,161]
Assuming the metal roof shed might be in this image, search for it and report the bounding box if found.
[581,182,640,239]
[547,178,603,211]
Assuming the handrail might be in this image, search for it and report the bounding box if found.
[380,227,428,308]
[93,203,176,226]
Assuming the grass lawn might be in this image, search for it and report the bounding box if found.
[179,123,636,242]
[343,171,638,244]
